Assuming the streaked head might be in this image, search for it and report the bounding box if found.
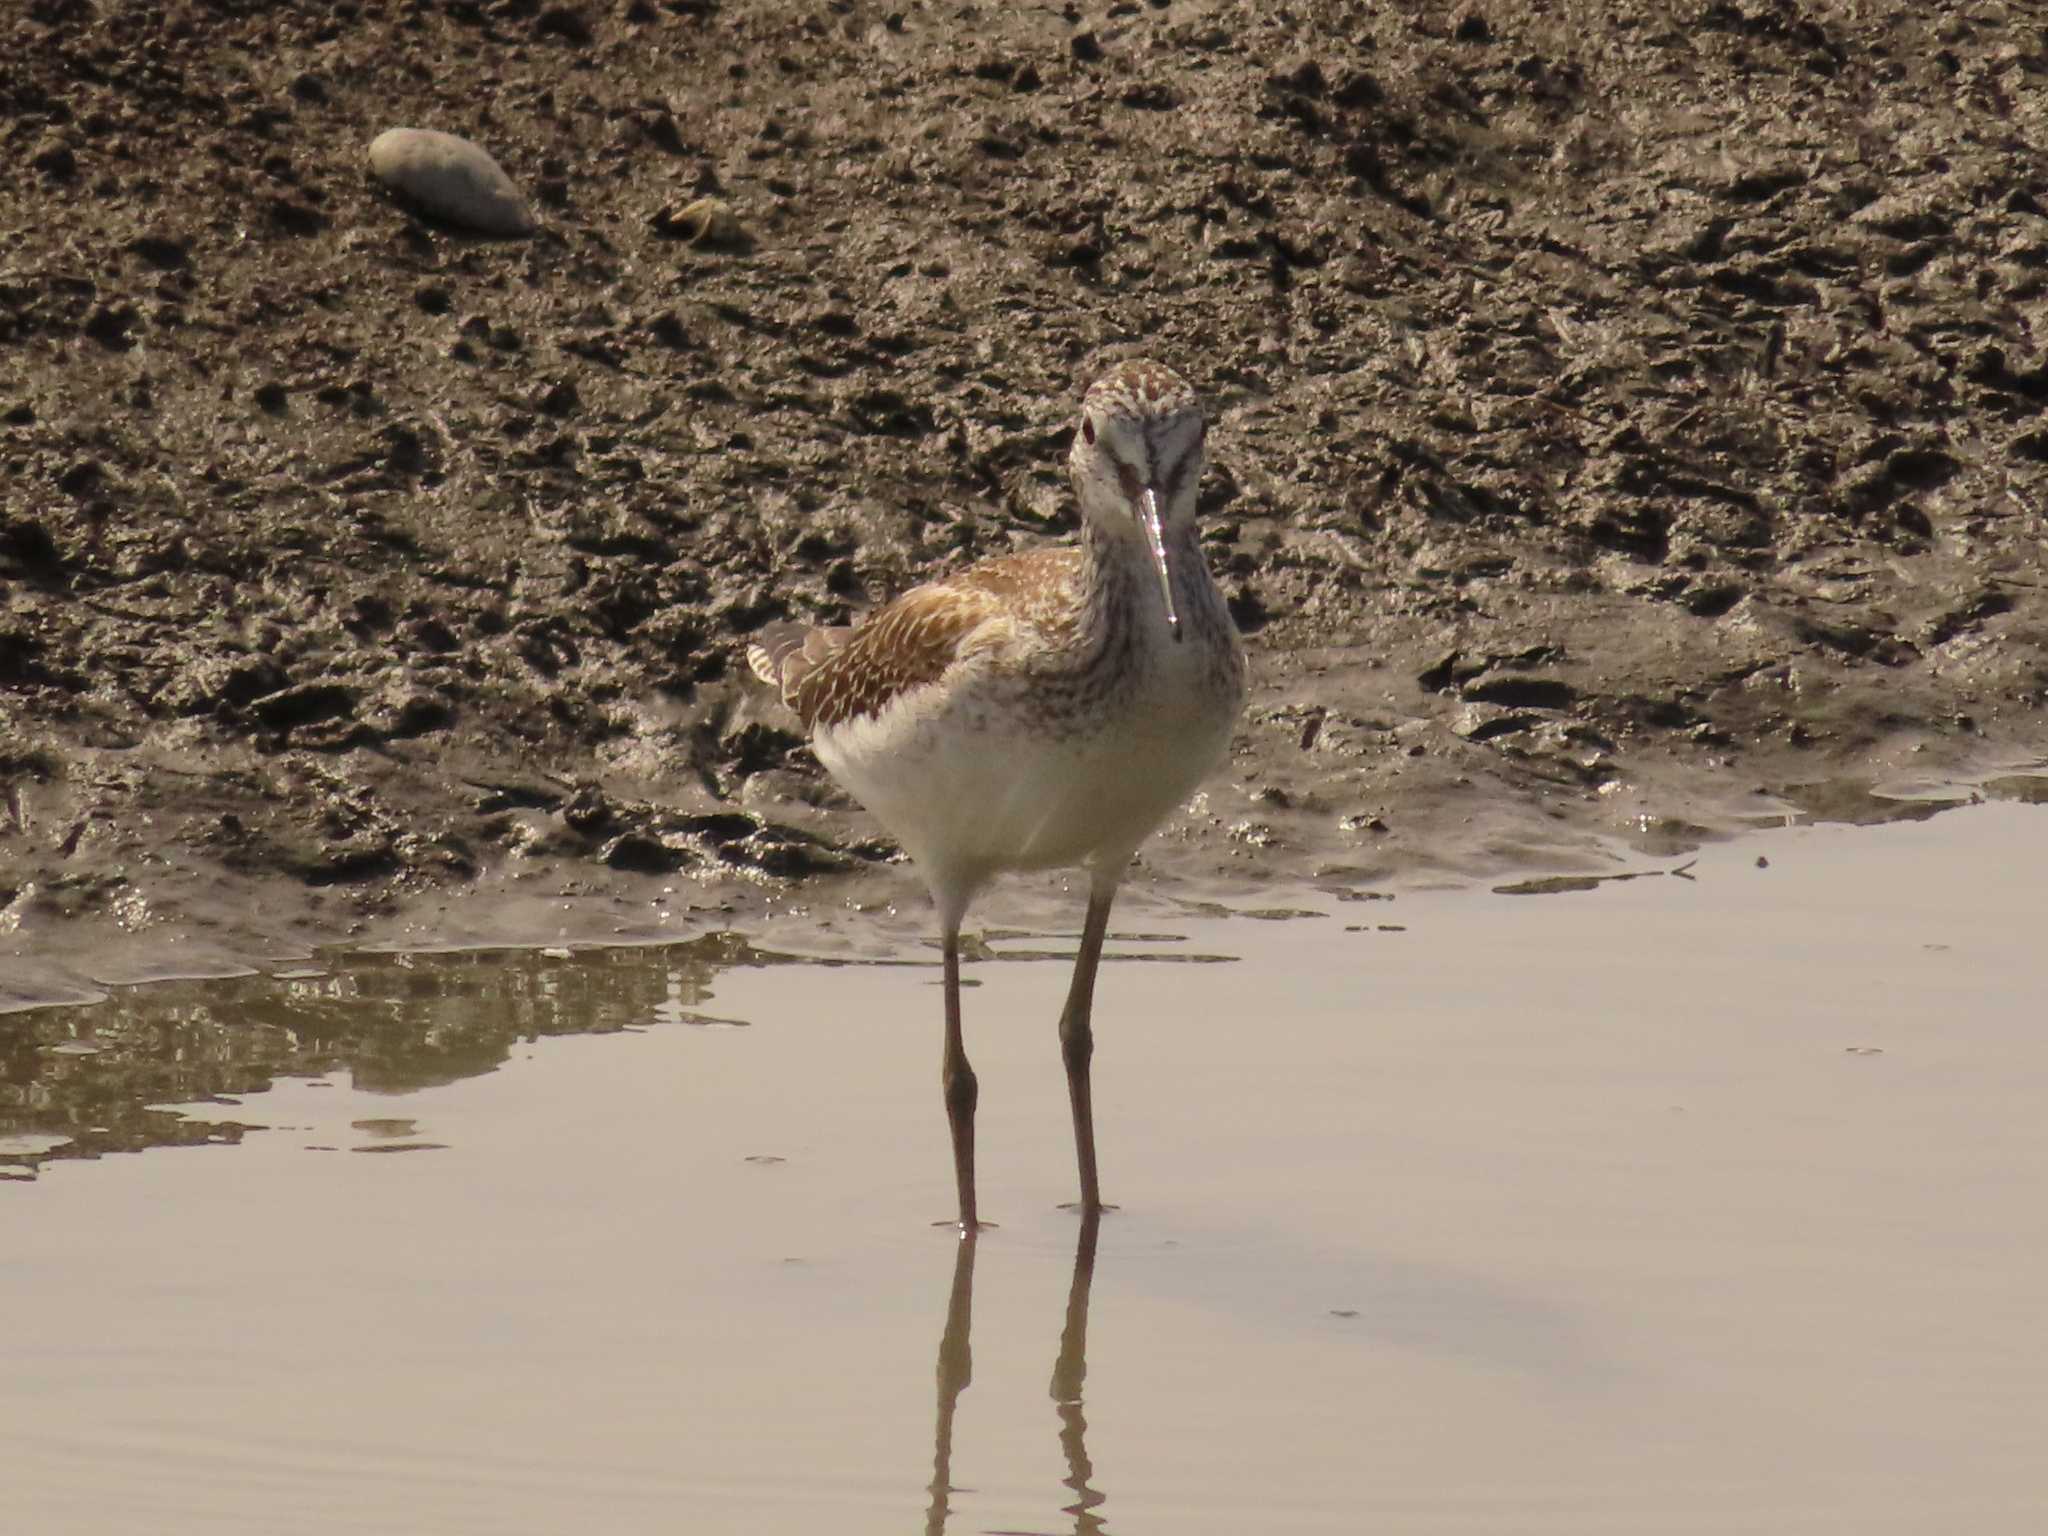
[1067,360,1207,641]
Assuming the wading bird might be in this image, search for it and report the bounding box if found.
[749,360,1245,1230]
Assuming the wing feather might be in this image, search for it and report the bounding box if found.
[747,549,1083,733]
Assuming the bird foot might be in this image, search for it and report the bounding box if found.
[1056,1201,1119,1215]
[931,1217,998,1233]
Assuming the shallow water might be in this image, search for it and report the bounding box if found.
[5,798,2047,1533]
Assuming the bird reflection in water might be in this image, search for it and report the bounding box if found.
[926,1213,1107,1535]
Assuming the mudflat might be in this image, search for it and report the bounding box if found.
[3,1,2045,983]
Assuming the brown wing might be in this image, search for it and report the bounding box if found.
[948,547,1083,641]
[747,586,992,732]
[749,549,1083,733]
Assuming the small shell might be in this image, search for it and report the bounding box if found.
[652,195,747,248]
[367,127,534,237]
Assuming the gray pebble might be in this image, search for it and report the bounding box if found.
[367,128,533,237]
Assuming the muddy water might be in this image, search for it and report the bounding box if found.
[5,798,2046,1534]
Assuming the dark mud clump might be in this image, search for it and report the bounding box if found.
[3,0,2045,970]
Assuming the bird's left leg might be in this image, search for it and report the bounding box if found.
[1057,878,1118,1213]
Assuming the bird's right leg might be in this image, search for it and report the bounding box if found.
[941,924,981,1232]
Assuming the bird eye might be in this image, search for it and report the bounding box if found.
[1082,417,1096,445]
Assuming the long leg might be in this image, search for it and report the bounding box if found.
[941,924,980,1231]
[1059,883,1117,1213]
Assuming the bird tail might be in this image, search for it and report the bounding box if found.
[744,628,800,690]
[745,622,850,709]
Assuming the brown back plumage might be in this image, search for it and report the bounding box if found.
[747,549,1083,732]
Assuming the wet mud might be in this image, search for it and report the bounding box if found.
[4,0,2046,983]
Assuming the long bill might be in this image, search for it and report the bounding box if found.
[1136,486,1183,643]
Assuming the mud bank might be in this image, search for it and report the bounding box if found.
[4,0,2045,990]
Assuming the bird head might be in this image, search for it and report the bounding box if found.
[1067,360,1207,642]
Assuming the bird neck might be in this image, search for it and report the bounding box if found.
[1077,514,1207,654]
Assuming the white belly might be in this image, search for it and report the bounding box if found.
[814,653,1237,894]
